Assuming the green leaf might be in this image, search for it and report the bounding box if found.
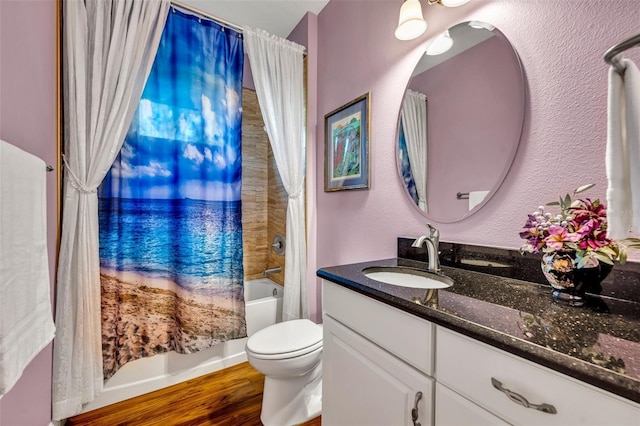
[574,183,595,194]
[564,193,572,207]
[576,256,588,268]
[620,250,628,264]
[546,201,560,206]
[594,252,614,265]
[599,246,617,257]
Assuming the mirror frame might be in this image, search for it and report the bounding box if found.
[396,21,526,223]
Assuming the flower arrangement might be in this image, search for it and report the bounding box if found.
[519,184,640,268]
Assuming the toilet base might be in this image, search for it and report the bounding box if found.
[260,360,322,426]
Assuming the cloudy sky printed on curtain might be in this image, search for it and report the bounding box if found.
[101,11,244,202]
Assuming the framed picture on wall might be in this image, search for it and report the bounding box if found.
[324,92,371,192]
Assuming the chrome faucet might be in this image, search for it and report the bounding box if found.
[411,224,441,273]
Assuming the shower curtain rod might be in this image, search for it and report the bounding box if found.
[171,1,243,33]
[170,1,307,55]
[604,31,640,74]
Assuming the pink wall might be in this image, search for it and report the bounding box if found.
[315,0,640,304]
[0,0,57,425]
[408,35,524,221]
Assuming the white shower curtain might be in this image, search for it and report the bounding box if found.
[402,90,428,212]
[52,0,169,419]
[243,27,308,321]
[607,58,640,239]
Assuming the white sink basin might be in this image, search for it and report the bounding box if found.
[363,266,453,289]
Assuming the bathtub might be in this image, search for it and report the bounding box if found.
[82,278,283,413]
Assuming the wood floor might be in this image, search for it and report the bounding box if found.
[67,362,321,426]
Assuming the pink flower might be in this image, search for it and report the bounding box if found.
[572,218,598,238]
[578,229,611,250]
[544,225,579,251]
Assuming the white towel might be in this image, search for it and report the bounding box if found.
[607,58,640,239]
[0,140,55,397]
[469,190,490,211]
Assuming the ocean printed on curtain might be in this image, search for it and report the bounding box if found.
[98,9,245,379]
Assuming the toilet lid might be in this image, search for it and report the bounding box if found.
[246,319,322,356]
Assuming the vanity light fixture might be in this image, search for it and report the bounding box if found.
[395,0,428,41]
[468,20,496,31]
[426,30,453,55]
[395,0,470,41]
[430,0,470,7]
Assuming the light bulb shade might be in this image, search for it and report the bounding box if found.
[439,0,470,6]
[426,30,453,55]
[468,21,495,31]
[395,0,427,41]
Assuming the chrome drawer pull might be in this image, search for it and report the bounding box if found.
[491,378,557,414]
[411,391,423,426]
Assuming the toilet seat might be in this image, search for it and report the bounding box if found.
[246,319,322,360]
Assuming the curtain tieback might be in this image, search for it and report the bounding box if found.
[289,192,302,200]
[62,154,98,194]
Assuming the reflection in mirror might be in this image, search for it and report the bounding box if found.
[397,21,525,223]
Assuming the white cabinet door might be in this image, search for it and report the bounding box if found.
[323,315,434,426]
[436,382,511,426]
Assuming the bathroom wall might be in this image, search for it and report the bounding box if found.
[0,1,57,425]
[314,0,640,320]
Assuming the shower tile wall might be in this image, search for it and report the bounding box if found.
[241,88,287,284]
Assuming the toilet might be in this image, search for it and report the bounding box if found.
[245,319,323,426]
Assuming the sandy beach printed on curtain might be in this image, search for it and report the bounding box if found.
[98,8,246,379]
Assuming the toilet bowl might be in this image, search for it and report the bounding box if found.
[246,319,323,426]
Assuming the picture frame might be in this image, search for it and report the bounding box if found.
[324,92,371,192]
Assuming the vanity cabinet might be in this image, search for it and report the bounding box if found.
[322,280,434,426]
[321,278,640,425]
[436,326,640,426]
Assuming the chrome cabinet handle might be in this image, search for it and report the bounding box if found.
[411,391,423,426]
[491,378,557,414]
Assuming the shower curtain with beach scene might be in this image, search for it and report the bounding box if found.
[98,8,246,379]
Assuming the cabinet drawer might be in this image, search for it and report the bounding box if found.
[323,280,434,375]
[436,326,640,426]
[435,382,510,426]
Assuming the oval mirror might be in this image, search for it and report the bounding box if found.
[397,21,525,223]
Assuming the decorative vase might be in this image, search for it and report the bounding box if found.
[540,251,612,306]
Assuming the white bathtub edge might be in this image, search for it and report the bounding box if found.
[81,349,248,413]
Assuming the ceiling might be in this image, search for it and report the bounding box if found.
[177,0,330,38]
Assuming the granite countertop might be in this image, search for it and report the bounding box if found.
[317,256,640,405]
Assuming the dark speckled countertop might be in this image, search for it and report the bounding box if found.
[317,244,640,405]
